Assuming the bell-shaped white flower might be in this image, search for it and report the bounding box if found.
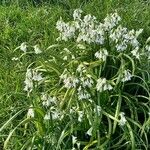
[20,42,27,52]
[122,69,132,82]
[27,105,34,118]
[86,127,93,136]
[33,45,42,54]
[119,112,127,126]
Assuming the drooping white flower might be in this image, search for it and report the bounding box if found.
[78,111,84,122]
[20,42,27,52]
[33,45,42,54]
[135,29,143,37]
[119,112,127,126]
[24,69,43,94]
[77,44,86,49]
[86,127,93,136]
[103,12,121,31]
[131,47,140,59]
[27,105,34,118]
[95,49,108,61]
[24,69,33,93]
[82,78,93,88]
[63,56,68,61]
[60,71,79,89]
[96,78,113,92]
[52,111,60,120]
[44,110,60,120]
[56,18,76,41]
[96,78,106,92]
[32,70,43,81]
[73,9,83,20]
[116,42,127,51]
[72,135,77,145]
[41,94,56,107]
[44,112,51,120]
[121,69,132,82]
[77,64,86,73]
[145,45,150,51]
[77,87,91,100]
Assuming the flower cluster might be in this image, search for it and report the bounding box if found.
[60,67,94,100]
[24,68,43,94]
[60,70,79,89]
[19,42,42,54]
[18,9,150,149]
[57,9,119,44]
[121,69,132,82]
[41,93,62,120]
[41,93,56,107]
[56,9,143,60]
[110,25,143,52]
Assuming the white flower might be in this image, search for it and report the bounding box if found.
[122,69,132,82]
[77,64,86,73]
[77,87,91,100]
[60,72,79,89]
[63,56,68,61]
[20,42,27,52]
[145,45,150,51]
[86,127,93,136]
[103,12,121,31]
[82,78,93,88]
[32,70,43,81]
[78,111,84,122]
[73,9,83,20]
[56,17,66,31]
[116,42,127,51]
[51,111,60,120]
[24,78,33,92]
[96,78,113,92]
[44,112,51,120]
[24,69,43,94]
[96,78,106,92]
[77,44,86,49]
[131,47,140,59]
[131,38,139,47]
[56,18,76,41]
[44,110,60,120]
[72,135,77,145]
[135,29,143,37]
[41,94,56,107]
[71,55,75,59]
[95,49,108,61]
[33,45,42,54]
[63,48,71,53]
[119,112,127,126]
[24,69,33,93]
[27,105,34,118]
[12,57,19,61]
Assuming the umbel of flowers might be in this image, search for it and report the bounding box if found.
[22,9,150,149]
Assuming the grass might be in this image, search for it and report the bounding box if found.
[0,0,150,149]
